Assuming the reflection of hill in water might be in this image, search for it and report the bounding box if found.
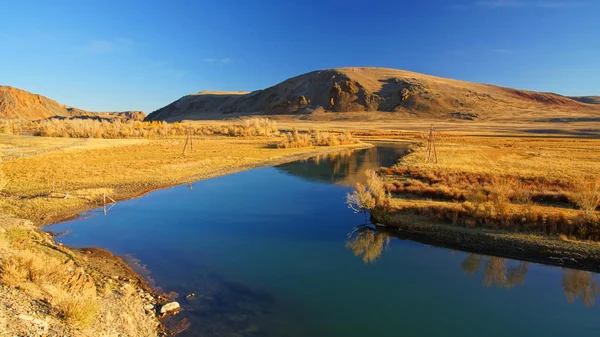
[276,144,408,186]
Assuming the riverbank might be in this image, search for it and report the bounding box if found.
[0,214,159,336]
[371,211,600,272]
[0,133,370,336]
[1,134,370,226]
[364,134,600,272]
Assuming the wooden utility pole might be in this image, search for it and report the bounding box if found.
[425,125,438,163]
[102,192,116,215]
[182,127,194,156]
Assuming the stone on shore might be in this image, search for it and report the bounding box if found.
[160,302,180,315]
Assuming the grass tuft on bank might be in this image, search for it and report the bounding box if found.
[0,216,158,335]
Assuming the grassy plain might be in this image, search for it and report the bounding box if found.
[0,134,367,225]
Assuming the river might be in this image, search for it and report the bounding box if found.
[46,143,600,337]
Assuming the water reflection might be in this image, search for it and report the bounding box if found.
[562,270,599,308]
[461,254,529,289]
[346,224,390,263]
[346,225,600,308]
[276,143,408,186]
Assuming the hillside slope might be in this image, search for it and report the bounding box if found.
[146,67,600,122]
[0,86,145,120]
[570,96,600,105]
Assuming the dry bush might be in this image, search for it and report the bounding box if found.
[346,183,376,213]
[0,120,23,134]
[366,169,390,208]
[243,117,278,136]
[18,117,279,139]
[312,129,358,146]
[0,248,99,327]
[385,166,573,205]
[488,177,513,218]
[0,162,7,194]
[279,129,357,148]
[346,169,390,212]
[571,178,600,222]
[56,291,100,327]
[0,229,8,249]
[98,282,158,337]
[277,129,313,148]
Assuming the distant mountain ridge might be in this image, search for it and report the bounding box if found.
[0,86,145,121]
[146,67,600,122]
[569,96,600,105]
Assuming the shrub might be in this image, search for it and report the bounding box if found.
[571,178,600,222]
[489,177,513,218]
[56,291,100,327]
[0,162,6,194]
[0,248,99,327]
[365,169,390,208]
[346,182,376,213]
[347,169,390,212]
[278,129,313,148]
[12,117,280,139]
[279,129,358,148]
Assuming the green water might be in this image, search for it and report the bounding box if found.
[46,144,600,337]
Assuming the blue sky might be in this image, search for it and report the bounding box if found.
[1,0,598,113]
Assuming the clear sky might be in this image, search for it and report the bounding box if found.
[1,0,598,113]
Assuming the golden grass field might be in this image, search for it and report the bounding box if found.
[0,134,367,225]
[187,115,600,138]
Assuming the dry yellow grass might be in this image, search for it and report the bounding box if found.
[0,134,367,224]
[190,116,600,138]
[401,135,600,181]
[373,134,600,241]
[0,216,159,335]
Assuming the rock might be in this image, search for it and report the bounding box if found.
[160,302,180,315]
[0,227,6,233]
[298,95,309,106]
[32,318,49,332]
[18,314,34,321]
[399,88,411,101]
[144,304,154,311]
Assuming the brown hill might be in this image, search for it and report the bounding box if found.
[146,67,600,122]
[0,86,145,121]
[569,96,600,105]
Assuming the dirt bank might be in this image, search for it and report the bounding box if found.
[372,211,600,273]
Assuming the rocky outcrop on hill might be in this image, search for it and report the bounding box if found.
[0,86,145,120]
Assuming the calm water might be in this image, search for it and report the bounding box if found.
[46,144,600,337]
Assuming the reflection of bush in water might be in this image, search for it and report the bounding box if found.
[461,254,600,307]
[562,270,599,308]
[346,226,390,263]
[461,254,483,277]
[461,254,528,289]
